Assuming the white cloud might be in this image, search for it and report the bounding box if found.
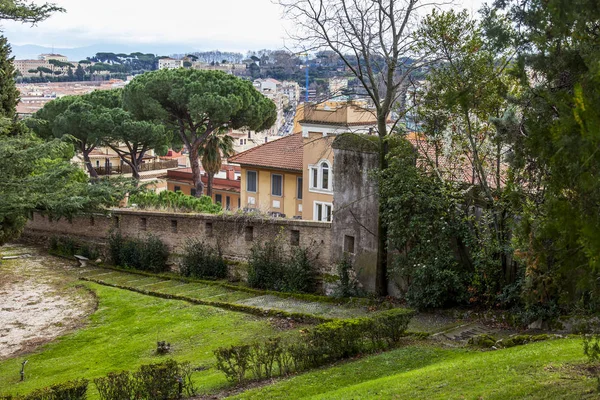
[1,0,488,51]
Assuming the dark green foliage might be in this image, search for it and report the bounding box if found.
[214,308,414,383]
[180,239,227,279]
[93,360,191,400]
[8,379,89,400]
[247,239,317,293]
[48,236,100,259]
[0,36,19,120]
[94,371,134,400]
[129,191,221,214]
[381,138,474,309]
[108,232,169,273]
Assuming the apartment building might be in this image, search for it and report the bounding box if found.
[230,101,380,221]
[14,54,107,78]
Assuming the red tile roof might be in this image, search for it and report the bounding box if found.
[229,133,303,172]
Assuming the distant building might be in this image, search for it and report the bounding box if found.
[39,54,68,62]
[281,81,300,105]
[328,78,349,97]
[14,54,106,78]
[158,58,183,70]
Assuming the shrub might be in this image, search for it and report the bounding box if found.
[247,239,318,293]
[94,360,189,400]
[214,308,415,382]
[94,371,135,400]
[49,236,100,259]
[180,239,227,279]
[22,379,88,400]
[333,256,362,298]
[108,232,169,273]
[134,360,180,400]
[214,344,252,383]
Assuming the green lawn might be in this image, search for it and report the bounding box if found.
[0,282,281,398]
[229,339,599,399]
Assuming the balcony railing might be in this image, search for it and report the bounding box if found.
[94,159,179,175]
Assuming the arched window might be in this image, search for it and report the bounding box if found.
[321,162,329,190]
[309,160,332,192]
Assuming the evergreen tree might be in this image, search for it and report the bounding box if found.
[0,35,19,120]
[75,64,85,81]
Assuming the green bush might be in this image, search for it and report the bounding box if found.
[247,239,317,293]
[10,379,89,400]
[94,360,191,400]
[108,232,170,273]
[214,308,415,382]
[49,236,100,259]
[180,239,227,279]
[130,191,221,214]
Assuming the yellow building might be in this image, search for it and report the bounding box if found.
[229,134,303,218]
[232,101,380,221]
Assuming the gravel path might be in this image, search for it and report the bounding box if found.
[0,244,96,360]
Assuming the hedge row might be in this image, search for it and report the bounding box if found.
[1,379,87,400]
[80,277,331,324]
[1,360,195,400]
[214,308,415,383]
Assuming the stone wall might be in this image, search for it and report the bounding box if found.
[331,143,380,293]
[24,210,333,272]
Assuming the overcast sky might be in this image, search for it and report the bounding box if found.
[1,0,488,52]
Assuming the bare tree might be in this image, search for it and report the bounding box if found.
[278,0,435,296]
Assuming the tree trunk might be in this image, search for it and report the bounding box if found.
[207,172,214,198]
[375,117,390,297]
[83,151,99,179]
[189,144,204,197]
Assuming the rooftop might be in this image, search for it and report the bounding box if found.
[229,133,303,172]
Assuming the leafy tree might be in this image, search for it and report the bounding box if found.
[201,130,234,198]
[123,69,276,196]
[381,137,473,308]
[415,9,517,301]
[93,89,169,181]
[67,65,74,80]
[488,0,600,312]
[29,95,107,178]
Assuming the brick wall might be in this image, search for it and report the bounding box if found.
[24,210,333,271]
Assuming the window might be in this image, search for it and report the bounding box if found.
[245,226,253,241]
[309,160,332,192]
[239,139,244,145]
[174,185,181,192]
[140,217,147,231]
[205,222,213,237]
[215,194,222,205]
[96,160,100,167]
[271,174,283,196]
[264,137,268,143]
[248,131,252,139]
[321,162,329,189]
[297,177,303,199]
[226,196,231,210]
[314,202,333,222]
[344,235,355,254]
[171,220,178,233]
[291,230,300,246]
[190,188,197,196]
[247,171,257,192]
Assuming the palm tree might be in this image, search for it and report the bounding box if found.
[201,130,234,198]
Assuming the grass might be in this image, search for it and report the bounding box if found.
[0,282,283,398]
[228,339,599,399]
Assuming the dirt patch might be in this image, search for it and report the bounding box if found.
[0,243,96,360]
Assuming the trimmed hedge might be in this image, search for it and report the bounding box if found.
[108,232,170,273]
[1,379,88,400]
[214,308,415,383]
